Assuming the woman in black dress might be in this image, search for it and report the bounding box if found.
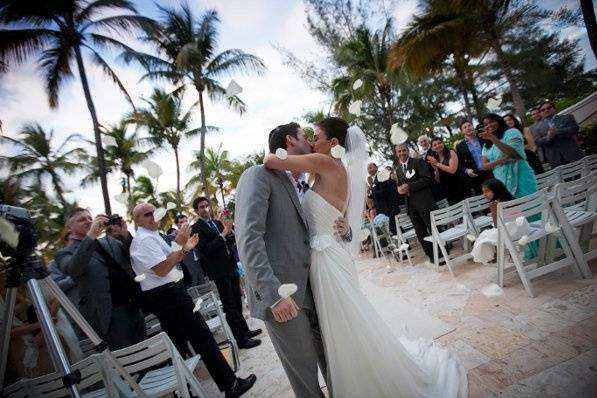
[503,113,544,175]
[427,136,473,205]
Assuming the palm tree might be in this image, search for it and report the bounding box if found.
[128,88,199,211]
[121,2,266,204]
[131,176,177,229]
[189,144,231,207]
[0,123,85,207]
[0,0,157,214]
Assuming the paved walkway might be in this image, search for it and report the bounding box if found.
[199,250,597,397]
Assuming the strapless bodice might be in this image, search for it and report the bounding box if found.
[303,190,343,251]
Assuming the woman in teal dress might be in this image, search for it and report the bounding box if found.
[479,113,538,259]
[479,113,537,198]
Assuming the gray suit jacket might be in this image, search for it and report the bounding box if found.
[234,166,312,321]
[55,236,137,335]
[532,114,584,167]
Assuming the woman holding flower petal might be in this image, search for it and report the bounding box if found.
[262,117,467,398]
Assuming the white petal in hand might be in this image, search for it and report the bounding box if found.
[192,298,203,313]
[278,283,298,299]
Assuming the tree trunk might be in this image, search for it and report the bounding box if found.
[74,46,111,214]
[50,170,68,208]
[174,145,182,212]
[465,67,484,117]
[454,57,474,121]
[196,87,212,211]
[490,39,526,123]
[219,178,226,208]
[581,0,597,60]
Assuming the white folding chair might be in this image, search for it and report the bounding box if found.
[557,158,585,182]
[464,194,492,235]
[144,313,162,337]
[109,332,207,398]
[496,191,584,297]
[535,168,561,192]
[3,379,30,398]
[392,213,415,265]
[552,173,597,279]
[424,201,473,276]
[436,198,449,209]
[583,154,597,176]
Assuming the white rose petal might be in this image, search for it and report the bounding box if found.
[225,80,243,98]
[376,168,390,182]
[114,192,129,205]
[480,283,503,297]
[278,283,298,299]
[0,218,20,248]
[545,221,559,233]
[352,79,363,90]
[518,235,529,247]
[348,100,362,116]
[466,234,477,242]
[275,148,288,160]
[360,228,371,241]
[486,97,502,110]
[390,124,408,145]
[153,207,167,222]
[515,216,526,227]
[166,202,176,210]
[192,298,204,313]
[330,145,346,159]
[102,135,117,147]
[172,268,184,282]
[399,243,410,251]
[134,274,146,282]
[405,169,416,179]
[141,159,163,179]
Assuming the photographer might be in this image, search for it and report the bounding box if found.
[55,208,145,350]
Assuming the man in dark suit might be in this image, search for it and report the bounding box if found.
[395,143,437,265]
[368,162,401,234]
[168,214,205,286]
[191,197,262,349]
[55,208,145,350]
[533,100,584,168]
[455,120,493,195]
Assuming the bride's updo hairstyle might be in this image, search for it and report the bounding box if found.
[316,117,348,147]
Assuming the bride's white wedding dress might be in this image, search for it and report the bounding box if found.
[304,190,468,398]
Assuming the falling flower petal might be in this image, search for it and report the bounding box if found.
[466,234,477,242]
[348,100,362,116]
[275,148,288,160]
[480,283,503,297]
[376,168,390,182]
[518,235,529,247]
[141,159,163,179]
[545,221,559,233]
[153,207,167,222]
[405,169,416,179]
[486,97,502,110]
[399,243,410,251]
[192,298,204,313]
[172,268,184,282]
[390,124,408,145]
[352,79,363,90]
[360,228,371,241]
[114,192,129,205]
[166,202,176,210]
[330,145,346,159]
[134,274,146,282]
[225,80,243,98]
[102,135,117,147]
[278,283,298,298]
[0,218,19,248]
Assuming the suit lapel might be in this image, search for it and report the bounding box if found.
[98,238,134,279]
[274,170,308,228]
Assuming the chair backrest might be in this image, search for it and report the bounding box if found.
[436,198,449,209]
[429,201,468,231]
[554,172,597,211]
[558,159,584,181]
[188,281,216,299]
[395,212,413,231]
[497,190,550,229]
[584,155,597,176]
[536,169,561,191]
[111,332,176,376]
[4,379,29,398]
[465,194,490,215]
[145,313,162,337]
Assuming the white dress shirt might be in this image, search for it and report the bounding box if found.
[130,226,183,291]
[286,171,307,204]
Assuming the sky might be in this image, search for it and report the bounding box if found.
[0,0,594,216]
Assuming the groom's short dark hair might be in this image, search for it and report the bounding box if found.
[268,122,301,153]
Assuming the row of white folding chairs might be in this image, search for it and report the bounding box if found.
[496,172,597,297]
[5,332,207,398]
[536,154,597,191]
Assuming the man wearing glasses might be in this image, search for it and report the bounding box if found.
[130,202,257,397]
[534,100,584,168]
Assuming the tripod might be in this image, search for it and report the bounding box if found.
[0,255,148,397]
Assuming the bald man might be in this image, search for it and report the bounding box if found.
[129,203,256,397]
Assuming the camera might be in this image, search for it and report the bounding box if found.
[104,214,123,227]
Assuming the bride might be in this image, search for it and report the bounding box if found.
[263,117,467,398]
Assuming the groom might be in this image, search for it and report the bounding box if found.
[235,122,348,397]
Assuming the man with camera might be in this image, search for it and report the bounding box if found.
[55,208,145,350]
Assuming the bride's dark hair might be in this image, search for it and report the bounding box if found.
[316,117,348,147]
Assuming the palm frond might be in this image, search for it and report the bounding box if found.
[39,45,74,108]
[86,47,136,110]
[0,28,57,66]
[205,49,266,79]
[76,0,137,23]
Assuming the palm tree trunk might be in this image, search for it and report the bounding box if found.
[50,170,68,208]
[218,178,226,208]
[74,46,111,214]
[196,87,211,209]
[174,146,182,212]
[454,57,474,121]
[581,0,597,60]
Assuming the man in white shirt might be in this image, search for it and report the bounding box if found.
[130,202,256,397]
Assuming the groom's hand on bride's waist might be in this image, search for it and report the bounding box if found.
[334,216,352,242]
[271,297,300,323]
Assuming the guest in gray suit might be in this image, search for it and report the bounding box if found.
[533,100,584,168]
[55,208,145,350]
[235,122,350,398]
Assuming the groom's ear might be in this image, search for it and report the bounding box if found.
[285,134,294,148]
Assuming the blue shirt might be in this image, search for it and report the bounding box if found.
[465,136,483,170]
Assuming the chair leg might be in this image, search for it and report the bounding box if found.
[557,227,589,279]
[438,242,455,277]
[497,231,505,287]
[433,240,439,271]
[506,239,535,297]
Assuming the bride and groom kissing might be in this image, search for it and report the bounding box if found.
[235,117,467,398]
